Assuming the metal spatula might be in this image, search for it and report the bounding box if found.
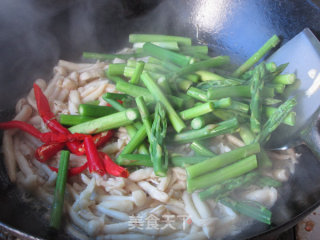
[266,28,320,158]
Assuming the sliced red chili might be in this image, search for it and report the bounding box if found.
[0,120,42,139]
[49,162,88,177]
[99,152,129,178]
[33,83,70,135]
[35,142,65,162]
[66,141,86,156]
[45,119,70,135]
[83,136,105,176]
[33,83,55,120]
[83,130,114,149]
[39,132,68,143]
[67,133,87,142]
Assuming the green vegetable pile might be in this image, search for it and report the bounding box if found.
[63,34,297,225]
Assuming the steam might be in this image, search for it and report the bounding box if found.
[0,0,61,111]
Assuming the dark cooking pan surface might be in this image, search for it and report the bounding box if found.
[1,0,320,239]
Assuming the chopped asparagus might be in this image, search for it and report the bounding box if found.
[186,142,260,179]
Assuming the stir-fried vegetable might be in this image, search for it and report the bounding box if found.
[50,150,70,230]
[0,32,299,230]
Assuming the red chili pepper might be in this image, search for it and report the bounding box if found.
[33,83,70,135]
[93,130,114,147]
[49,162,88,177]
[80,130,114,150]
[67,131,114,156]
[0,121,42,139]
[35,142,65,162]
[99,152,129,178]
[66,141,86,156]
[40,132,87,143]
[67,133,87,142]
[33,83,55,120]
[39,132,68,143]
[83,136,105,175]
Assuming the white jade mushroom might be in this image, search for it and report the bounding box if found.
[100,190,147,207]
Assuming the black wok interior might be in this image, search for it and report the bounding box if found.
[1,0,320,239]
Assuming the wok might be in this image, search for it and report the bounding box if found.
[0,0,320,239]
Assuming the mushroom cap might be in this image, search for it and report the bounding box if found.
[132,189,147,207]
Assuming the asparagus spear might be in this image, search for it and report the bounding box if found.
[136,96,153,139]
[103,93,127,101]
[69,109,139,134]
[179,102,215,120]
[265,107,296,126]
[180,45,209,55]
[83,52,140,61]
[102,96,149,154]
[117,154,153,167]
[211,98,232,108]
[191,116,207,129]
[272,63,289,77]
[267,83,285,94]
[129,34,192,46]
[116,80,184,109]
[273,73,296,85]
[108,63,126,76]
[227,100,249,113]
[148,57,180,72]
[239,124,255,145]
[263,98,282,105]
[172,56,230,78]
[199,172,258,200]
[158,76,173,94]
[116,80,154,102]
[127,59,167,74]
[177,78,193,92]
[102,98,125,112]
[149,102,169,177]
[129,61,145,84]
[241,62,277,80]
[196,70,226,81]
[50,150,70,230]
[232,35,280,77]
[190,141,216,157]
[136,96,169,176]
[256,98,297,143]
[187,87,208,102]
[177,93,196,108]
[78,104,117,118]
[207,85,274,99]
[220,197,271,224]
[133,41,180,51]
[59,114,93,126]
[250,63,266,133]
[173,117,239,143]
[197,79,243,89]
[124,66,163,79]
[118,125,147,156]
[186,142,260,179]
[143,42,193,67]
[187,155,258,192]
[171,155,208,167]
[141,72,186,133]
[212,109,250,123]
[105,71,127,84]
